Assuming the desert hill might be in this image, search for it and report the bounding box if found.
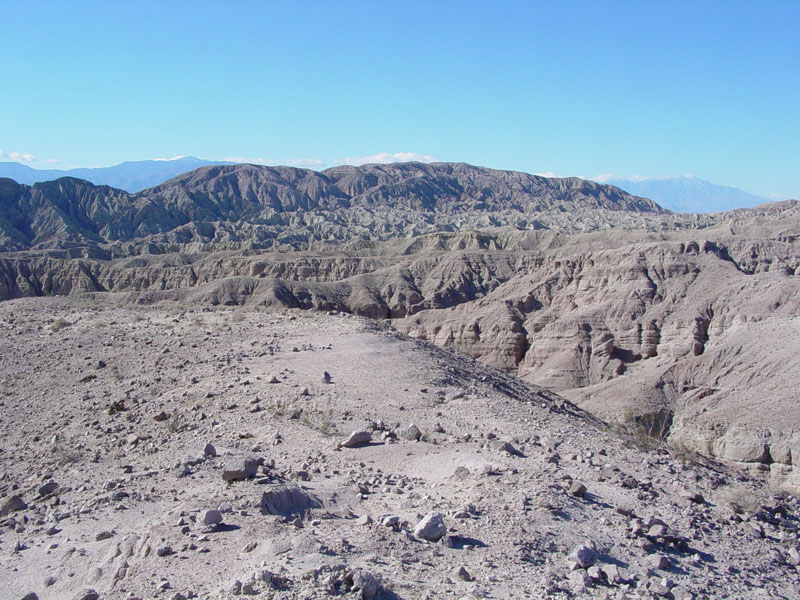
[1,299,798,599]
[0,163,799,496]
[0,162,664,252]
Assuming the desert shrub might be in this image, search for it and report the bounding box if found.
[51,317,72,332]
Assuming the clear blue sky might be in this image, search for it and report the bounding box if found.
[1,1,798,198]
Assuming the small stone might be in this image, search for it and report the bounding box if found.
[381,515,400,528]
[153,411,169,422]
[682,490,705,504]
[222,457,260,481]
[648,554,672,570]
[351,569,379,599]
[402,423,422,441]
[356,514,373,526]
[242,540,257,553]
[157,545,173,557]
[0,495,27,516]
[649,580,672,597]
[647,524,668,538]
[340,431,372,448]
[601,564,622,584]
[95,530,115,541]
[615,504,634,517]
[72,590,99,600]
[203,443,217,457]
[21,593,39,600]
[268,375,280,383]
[492,440,520,456]
[38,481,59,497]
[95,360,106,369]
[198,509,223,527]
[454,566,472,581]
[414,511,446,542]
[322,371,332,384]
[586,565,603,580]
[569,481,587,498]
[568,544,597,568]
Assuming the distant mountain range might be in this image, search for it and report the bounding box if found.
[0,157,230,192]
[0,159,781,214]
[600,176,771,214]
[0,162,663,252]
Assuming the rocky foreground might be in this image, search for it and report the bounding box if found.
[1,299,799,599]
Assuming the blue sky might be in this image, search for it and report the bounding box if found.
[1,1,798,199]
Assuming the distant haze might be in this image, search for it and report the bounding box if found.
[0,157,230,193]
[598,176,771,214]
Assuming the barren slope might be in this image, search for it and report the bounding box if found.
[1,299,798,599]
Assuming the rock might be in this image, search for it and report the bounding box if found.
[681,490,705,504]
[586,565,603,580]
[242,540,257,553]
[492,440,520,456]
[21,593,39,600]
[153,411,169,422]
[322,371,332,384]
[647,524,668,538]
[649,580,672,597]
[95,529,115,541]
[454,566,472,581]
[340,430,372,448]
[568,544,597,568]
[414,511,446,542]
[95,360,106,369]
[268,374,280,383]
[0,495,27,516]
[381,515,400,528]
[648,554,672,570]
[198,509,223,527]
[203,443,217,457]
[351,569,379,599]
[157,545,173,557]
[222,457,260,481]
[38,481,58,497]
[356,514,373,526]
[260,485,322,516]
[401,423,422,441]
[568,481,587,498]
[601,564,622,584]
[72,590,99,600]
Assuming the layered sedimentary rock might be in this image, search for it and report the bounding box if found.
[1,162,800,488]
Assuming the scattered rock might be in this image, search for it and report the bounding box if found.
[203,443,217,457]
[569,481,587,498]
[351,569,379,598]
[414,511,447,542]
[198,509,223,527]
[0,495,27,516]
[568,544,597,568]
[340,430,372,448]
[38,481,58,497]
[401,423,422,441]
[222,457,260,481]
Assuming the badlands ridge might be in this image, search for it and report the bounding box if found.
[0,162,799,598]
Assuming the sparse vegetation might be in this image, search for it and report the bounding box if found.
[51,317,72,332]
